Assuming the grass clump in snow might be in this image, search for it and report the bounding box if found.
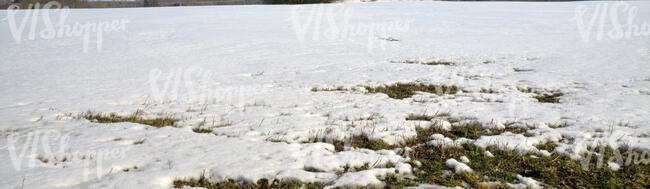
[390,60,455,66]
[421,61,455,66]
[337,163,371,174]
[402,119,649,187]
[193,118,233,133]
[404,116,528,145]
[381,174,419,188]
[192,123,230,133]
[305,134,395,152]
[81,110,176,128]
[365,83,459,99]
[133,139,146,145]
[311,83,460,99]
[409,144,486,187]
[403,121,649,188]
[405,112,451,121]
[349,134,394,151]
[173,173,326,189]
[532,92,563,103]
[36,155,49,163]
[174,172,419,189]
[192,127,213,133]
[303,136,345,152]
[513,68,534,72]
[516,87,565,103]
[534,142,558,152]
[122,166,139,172]
[479,88,500,94]
[409,142,649,188]
[310,86,346,92]
[546,122,568,129]
[518,87,533,93]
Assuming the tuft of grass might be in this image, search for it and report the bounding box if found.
[385,162,395,168]
[336,163,376,175]
[311,83,461,100]
[303,166,324,173]
[406,114,436,121]
[405,118,528,146]
[513,68,534,72]
[391,60,455,66]
[518,87,533,93]
[192,127,213,133]
[306,134,395,152]
[310,86,346,92]
[547,122,568,129]
[356,163,370,172]
[36,155,49,163]
[122,166,139,172]
[82,110,176,128]
[342,113,382,122]
[516,87,565,103]
[349,135,394,151]
[173,172,325,189]
[534,142,558,152]
[382,174,418,188]
[331,140,345,152]
[365,83,459,99]
[378,37,400,42]
[409,143,488,187]
[193,118,232,133]
[533,93,563,103]
[410,142,649,188]
[422,61,455,66]
[405,122,649,188]
[406,112,452,121]
[479,88,499,94]
[175,168,417,189]
[133,139,146,145]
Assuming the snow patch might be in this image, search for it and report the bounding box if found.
[445,158,473,174]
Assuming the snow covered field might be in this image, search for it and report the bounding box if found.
[1,1,649,188]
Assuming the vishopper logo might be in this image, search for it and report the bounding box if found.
[579,141,649,171]
[291,4,413,54]
[4,130,129,180]
[573,2,650,42]
[148,66,260,106]
[4,1,130,53]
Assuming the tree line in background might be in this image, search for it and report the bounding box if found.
[0,0,330,9]
[1,0,158,9]
[264,0,336,4]
[0,0,580,9]
[143,0,158,7]
[18,0,87,8]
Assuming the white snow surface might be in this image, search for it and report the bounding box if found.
[1,1,650,188]
[459,156,469,163]
[608,162,621,171]
[444,158,473,174]
[484,151,494,158]
[507,175,543,189]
